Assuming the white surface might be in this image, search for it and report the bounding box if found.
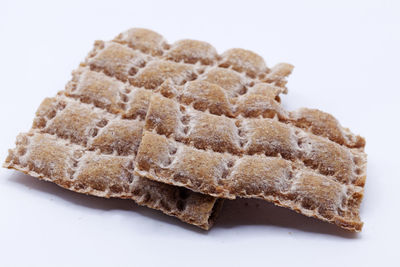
[1,0,399,266]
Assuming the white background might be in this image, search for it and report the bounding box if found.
[1,0,399,266]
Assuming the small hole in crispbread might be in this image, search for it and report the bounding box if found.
[169,146,177,155]
[179,105,186,112]
[189,73,198,81]
[297,139,303,147]
[355,168,362,175]
[89,128,98,137]
[227,160,235,168]
[221,169,229,179]
[183,126,189,135]
[197,68,205,75]
[249,81,255,87]
[124,88,131,94]
[96,119,108,128]
[128,67,138,76]
[180,114,190,125]
[46,110,57,119]
[72,160,79,168]
[119,93,129,103]
[138,61,147,68]
[57,102,67,110]
[238,86,248,95]
[237,128,244,137]
[179,79,187,86]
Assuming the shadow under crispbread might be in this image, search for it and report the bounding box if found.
[7,171,207,234]
[216,198,359,238]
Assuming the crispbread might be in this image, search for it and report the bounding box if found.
[4,28,293,229]
[135,93,367,231]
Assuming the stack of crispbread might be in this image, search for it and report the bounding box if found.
[4,28,366,231]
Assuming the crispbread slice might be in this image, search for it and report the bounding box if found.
[135,93,367,231]
[4,28,293,229]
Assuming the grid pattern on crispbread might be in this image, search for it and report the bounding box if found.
[135,93,367,231]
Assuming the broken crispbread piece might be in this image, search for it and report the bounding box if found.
[135,93,367,231]
[4,28,294,229]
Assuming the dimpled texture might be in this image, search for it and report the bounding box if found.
[135,93,367,232]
